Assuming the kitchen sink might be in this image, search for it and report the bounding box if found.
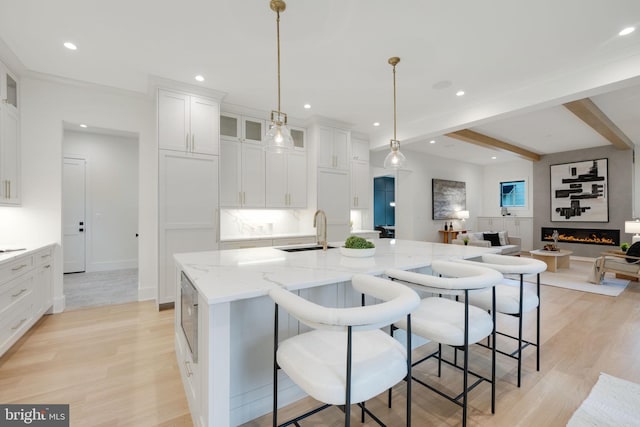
[277,245,336,252]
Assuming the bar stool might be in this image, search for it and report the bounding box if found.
[270,274,420,427]
[385,261,503,427]
[454,253,547,387]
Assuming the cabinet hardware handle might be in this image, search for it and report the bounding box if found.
[44,265,51,269]
[41,254,50,259]
[7,181,9,199]
[11,288,28,298]
[185,360,193,377]
[11,318,27,331]
[11,264,27,271]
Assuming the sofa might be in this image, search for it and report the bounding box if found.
[452,231,521,255]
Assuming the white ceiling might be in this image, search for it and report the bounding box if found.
[1,0,640,164]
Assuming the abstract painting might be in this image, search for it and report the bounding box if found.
[432,179,466,220]
[550,158,608,222]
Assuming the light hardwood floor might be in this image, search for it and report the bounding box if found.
[1,280,639,426]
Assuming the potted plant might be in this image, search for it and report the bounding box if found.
[621,242,630,252]
[463,237,469,246]
[340,236,376,257]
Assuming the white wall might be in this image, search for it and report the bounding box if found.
[0,75,156,312]
[481,159,534,217]
[371,149,484,242]
[63,130,139,271]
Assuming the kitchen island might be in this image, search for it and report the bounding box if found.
[173,238,498,426]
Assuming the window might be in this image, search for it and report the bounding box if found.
[500,180,526,207]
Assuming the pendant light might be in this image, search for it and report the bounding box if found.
[383,57,407,169]
[265,0,294,152]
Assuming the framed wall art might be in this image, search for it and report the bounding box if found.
[432,179,466,220]
[550,158,608,222]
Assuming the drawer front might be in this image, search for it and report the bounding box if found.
[0,255,34,285]
[0,273,35,316]
[0,297,35,354]
[35,247,53,267]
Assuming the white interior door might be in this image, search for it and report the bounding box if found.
[63,157,86,273]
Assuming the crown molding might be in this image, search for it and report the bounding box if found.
[148,75,226,101]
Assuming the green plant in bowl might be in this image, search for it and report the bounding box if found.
[621,242,630,252]
[344,236,375,249]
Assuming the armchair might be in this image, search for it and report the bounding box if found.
[590,251,640,284]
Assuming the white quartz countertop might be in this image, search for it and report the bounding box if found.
[174,239,498,305]
[0,244,54,265]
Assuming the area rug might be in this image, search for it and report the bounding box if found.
[505,260,629,297]
[567,372,640,426]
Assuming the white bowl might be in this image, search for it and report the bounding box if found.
[340,247,376,258]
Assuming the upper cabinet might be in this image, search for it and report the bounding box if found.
[0,61,20,205]
[158,90,219,155]
[265,150,307,208]
[220,113,264,145]
[350,136,370,163]
[317,126,349,170]
[220,139,265,208]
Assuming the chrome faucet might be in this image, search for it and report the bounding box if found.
[313,209,328,251]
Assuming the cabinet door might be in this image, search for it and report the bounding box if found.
[317,127,335,168]
[351,161,369,209]
[476,217,493,232]
[219,139,242,207]
[36,263,53,315]
[351,137,369,162]
[159,152,218,304]
[318,169,349,226]
[291,128,305,150]
[333,129,349,170]
[190,96,219,155]
[220,113,241,141]
[158,90,189,152]
[240,143,265,207]
[287,151,307,208]
[242,116,264,144]
[265,151,287,208]
[0,106,20,205]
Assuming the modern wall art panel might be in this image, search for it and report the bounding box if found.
[550,158,608,222]
[432,179,466,220]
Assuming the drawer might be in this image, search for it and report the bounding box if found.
[0,255,34,285]
[35,247,53,267]
[0,297,35,354]
[0,273,35,316]
[219,239,272,250]
[272,236,316,246]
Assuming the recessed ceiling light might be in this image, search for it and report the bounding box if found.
[195,75,205,82]
[79,124,87,128]
[619,27,635,36]
[63,42,77,50]
[429,140,436,144]
[491,156,497,160]
[373,122,380,127]
[456,90,465,97]
[303,104,311,109]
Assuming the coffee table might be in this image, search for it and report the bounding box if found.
[529,249,573,272]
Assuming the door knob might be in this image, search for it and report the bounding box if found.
[79,228,84,232]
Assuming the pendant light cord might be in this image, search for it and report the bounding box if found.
[393,63,397,141]
[276,9,281,114]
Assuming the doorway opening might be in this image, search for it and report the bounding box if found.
[62,123,139,310]
[374,176,395,238]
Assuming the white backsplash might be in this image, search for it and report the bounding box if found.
[220,209,315,239]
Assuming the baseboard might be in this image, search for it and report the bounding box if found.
[87,260,138,272]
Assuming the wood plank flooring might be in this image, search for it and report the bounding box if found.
[1,280,639,426]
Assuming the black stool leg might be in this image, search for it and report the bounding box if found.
[517,274,524,388]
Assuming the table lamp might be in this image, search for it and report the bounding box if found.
[457,210,470,222]
[625,219,640,244]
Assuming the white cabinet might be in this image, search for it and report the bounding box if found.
[0,245,54,358]
[158,90,219,155]
[220,139,265,208]
[350,136,370,163]
[265,150,307,208]
[219,239,273,250]
[159,151,219,304]
[318,169,350,241]
[220,113,264,145]
[476,216,534,251]
[350,161,370,209]
[317,126,349,170]
[0,62,20,205]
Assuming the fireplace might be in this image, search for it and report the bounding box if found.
[541,227,619,246]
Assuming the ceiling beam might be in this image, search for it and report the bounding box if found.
[563,98,634,150]
[445,129,541,162]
